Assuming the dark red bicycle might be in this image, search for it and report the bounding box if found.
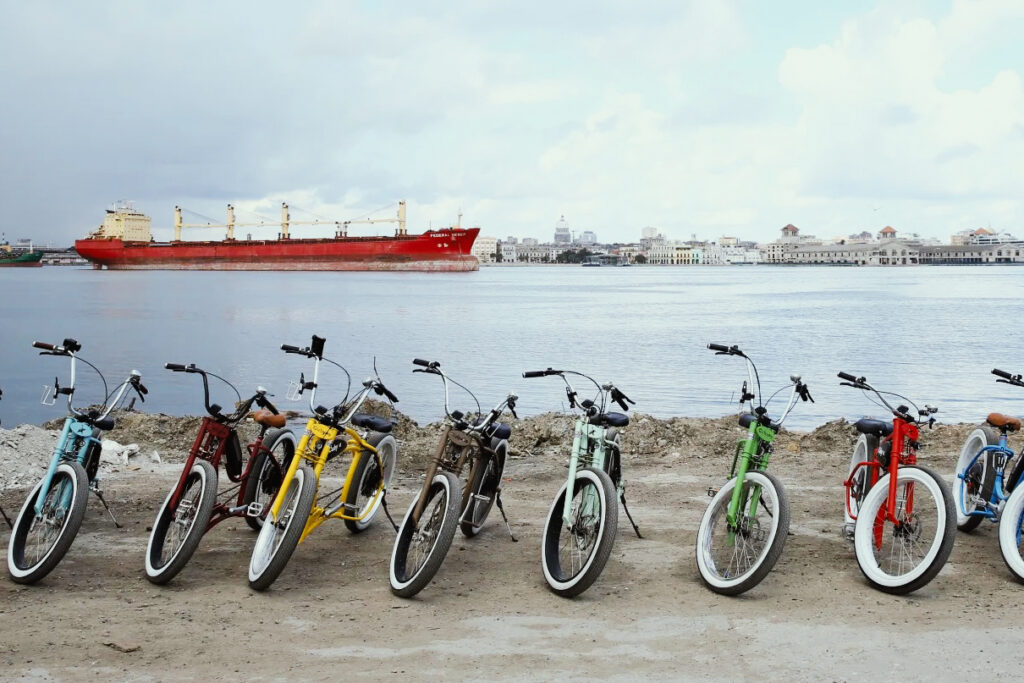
[144,363,295,584]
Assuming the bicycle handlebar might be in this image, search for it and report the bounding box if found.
[837,371,859,383]
[522,368,560,378]
[32,341,56,351]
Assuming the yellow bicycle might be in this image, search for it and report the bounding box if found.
[248,335,399,591]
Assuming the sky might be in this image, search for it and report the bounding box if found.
[1,0,1022,245]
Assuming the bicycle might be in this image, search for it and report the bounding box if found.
[696,344,813,595]
[523,368,641,598]
[389,359,518,598]
[7,338,147,584]
[247,334,400,591]
[951,368,1024,582]
[144,362,296,584]
[838,371,955,594]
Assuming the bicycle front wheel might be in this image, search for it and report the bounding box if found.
[853,465,955,594]
[145,459,218,585]
[998,479,1024,583]
[8,462,89,584]
[344,433,398,534]
[389,470,461,598]
[952,425,998,532]
[248,464,317,591]
[541,466,618,598]
[695,470,790,595]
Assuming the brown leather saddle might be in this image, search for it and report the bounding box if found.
[252,409,287,429]
[986,412,1021,432]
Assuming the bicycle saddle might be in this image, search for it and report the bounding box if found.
[987,413,1021,432]
[738,413,780,432]
[351,413,393,433]
[589,412,629,428]
[854,418,893,437]
[252,410,286,429]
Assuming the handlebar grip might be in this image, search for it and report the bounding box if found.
[522,370,547,378]
[993,368,1013,380]
[837,372,858,382]
[380,384,399,403]
[136,382,149,395]
[412,358,431,367]
[263,398,280,415]
[707,343,729,352]
[165,363,186,372]
[281,344,300,353]
[32,341,56,351]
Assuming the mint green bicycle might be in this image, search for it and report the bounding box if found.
[696,344,813,595]
[524,368,641,597]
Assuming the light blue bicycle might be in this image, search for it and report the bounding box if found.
[7,338,147,584]
[952,368,1024,582]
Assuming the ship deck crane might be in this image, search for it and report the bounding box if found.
[173,201,408,240]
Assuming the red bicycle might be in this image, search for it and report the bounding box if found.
[838,372,955,594]
[144,363,295,584]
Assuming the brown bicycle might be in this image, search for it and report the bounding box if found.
[388,359,518,598]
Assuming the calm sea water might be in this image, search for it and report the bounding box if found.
[1,265,1022,431]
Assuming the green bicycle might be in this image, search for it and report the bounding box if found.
[696,344,813,595]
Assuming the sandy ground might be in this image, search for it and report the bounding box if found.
[2,415,1024,681]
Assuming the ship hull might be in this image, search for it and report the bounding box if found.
[75,229,480,272]
[0,251,44,267]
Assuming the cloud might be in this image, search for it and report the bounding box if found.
[0,1,1021,246]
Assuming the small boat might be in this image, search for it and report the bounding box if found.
[0,245,43,267]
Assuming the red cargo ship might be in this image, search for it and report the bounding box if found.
[75,201,480,272]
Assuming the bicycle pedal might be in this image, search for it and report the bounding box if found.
[470,493,490,503]
[841,523,855,541]
[707,487,719,497]
[245,502,264,517]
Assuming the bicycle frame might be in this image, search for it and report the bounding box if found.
[956,434,1020,521]
[167,417,283,530]
[271,417,386,543]
[34,419,102,517]
[563,419,617,526]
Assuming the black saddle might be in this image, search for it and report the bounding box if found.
[589,412,629,428]
[855,418,892,438]
[738,413,780,432]
[82,413,115,431]
[351,413,393,433]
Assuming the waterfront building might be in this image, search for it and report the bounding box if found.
[471,236,499,263]
[919,243,1024,264]
[580,230,597,245]
[498,240,517,263]
[553,216,571,244]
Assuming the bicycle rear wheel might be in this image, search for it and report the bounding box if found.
[248,465,317,591]
[845,434,877,529]
[242,428,295,531]
[389,470,461,598]
[695,470,789,595]
[460,439,507,538]
[8,462,89,584]
[952,426,998,532]
[853,465,955,594]
[344,433,398,534]
[998,480,1024,583]
[145,459,218,585]
[541,466,617,598]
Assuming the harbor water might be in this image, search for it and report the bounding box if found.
[0,265,1021,431]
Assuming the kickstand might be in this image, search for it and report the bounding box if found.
[495,491,518,542]
[381,491,399,533]
[620,493,643,539]
[0,504,12,529]
[91,487,122,529]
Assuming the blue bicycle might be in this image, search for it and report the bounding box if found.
[6,338,147,584]
[951,368,1024,581]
